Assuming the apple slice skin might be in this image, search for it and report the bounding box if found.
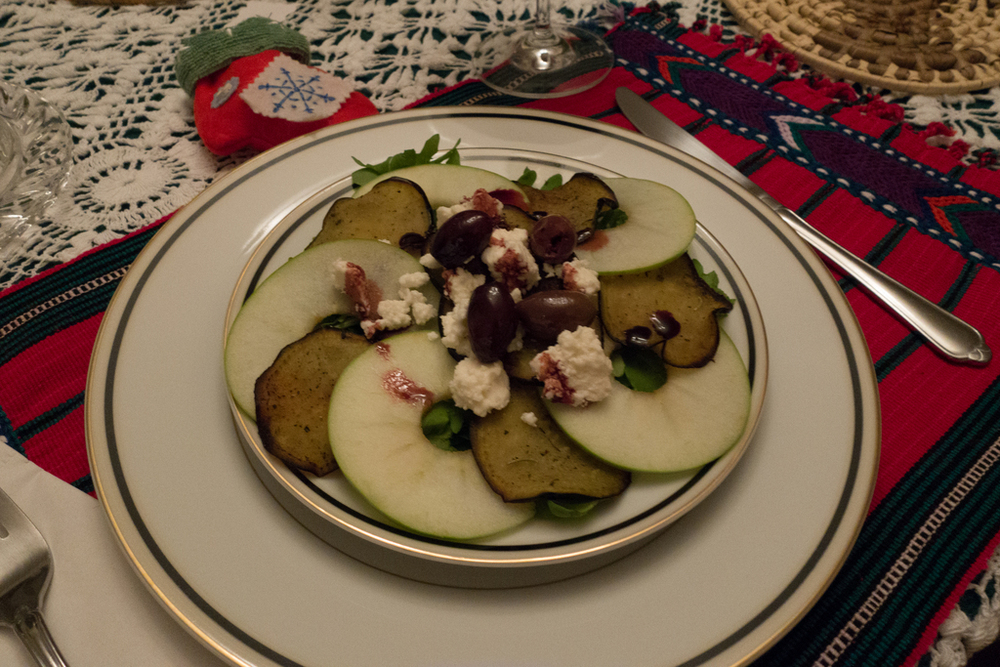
[224,240,439,420]
[328,331,535,540]
[543,331,751,473]
[352,164,525,209]
[575,177,696,275]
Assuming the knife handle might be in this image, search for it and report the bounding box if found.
[759,192,991,365]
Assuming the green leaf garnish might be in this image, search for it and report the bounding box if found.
[516,167,538,187]
[593,200,628,230]
[546,499,599,518]
[541,174,563,191]
[518,169,563,190]
[692,258,735,306]
[315,313,364,335]
[351,134,462,188]
[611,346,667,393]
[421,400,473,451]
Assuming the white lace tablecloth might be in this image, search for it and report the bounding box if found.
[2,1,999,665]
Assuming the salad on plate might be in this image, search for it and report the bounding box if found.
[224,136,752,541]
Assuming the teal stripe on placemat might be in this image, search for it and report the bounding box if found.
[849,458,1000,665]
[71,473,94,495]
[796,181,837,219]
[413,83,523,108]
[734,147,775,177]
[0,405,24,456]
[0,224,161,365]
[14,392,85,442]
[873,261,980,381]
[836,223,909,294]
[753,373,1000,666]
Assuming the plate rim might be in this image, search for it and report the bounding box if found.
[86,106,879,667]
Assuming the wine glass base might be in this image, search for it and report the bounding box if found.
[474,25,614,99]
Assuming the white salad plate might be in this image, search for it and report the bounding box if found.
[223,147,767,589]
[87,108,879,667]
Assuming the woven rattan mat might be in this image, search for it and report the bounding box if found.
[722,0,1000,93]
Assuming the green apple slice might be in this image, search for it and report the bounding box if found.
[575,177,696,274]
[353,164,525,209]
[328,332,535,539]
[224,240,439,420]
[543,331,750,472]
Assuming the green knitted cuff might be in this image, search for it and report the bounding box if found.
[175,17,311,96]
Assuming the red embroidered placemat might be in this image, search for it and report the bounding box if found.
[3,8,1000,666]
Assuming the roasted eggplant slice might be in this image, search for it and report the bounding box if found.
[254,328,371,476]
[600,253,733,368]
[308,177,433,249]
[471,383,630,502]
[522,173,618,232]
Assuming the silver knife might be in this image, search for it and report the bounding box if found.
[615,87,991,366]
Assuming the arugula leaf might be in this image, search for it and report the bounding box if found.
[517,169,563,191]
[593,200,628,230]
[611,346,667,393]
[691,258,735,306]
[541,174,563,191]
[546,499,599,518]
[421,400,473,451]
[516,167,538,187]
[351,134,462,188]
[315,313,364,335]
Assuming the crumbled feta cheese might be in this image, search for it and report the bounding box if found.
[330,259,351,290]
[438,190,503,228]
[450,357,510,417]
[561,259,601,295]
[520,412,539,428]
[436,201,475,223]
[530,326,613,407]
[399,271,430,290]
[507,324,524,352]
[375,299,412,330]
[410,300,436,325]
[378,238,392,244]
[427,331,440,341]
[419,253,443,270]
[439,268,485,357]
[509,287,523,303]
[481,227,540,292]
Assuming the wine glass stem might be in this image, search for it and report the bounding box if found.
[528,0,559,47]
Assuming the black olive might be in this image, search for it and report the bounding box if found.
[467,282,518,363]
[430,210,494,269]
[515,291,597,345]
[529,215,576,264]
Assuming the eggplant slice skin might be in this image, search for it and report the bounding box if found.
[599,253,733,368]
[522,173,618,232]
[471,382,630,503]
[307,177,433,249]
[255,328,371,476]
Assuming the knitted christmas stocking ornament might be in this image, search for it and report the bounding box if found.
[175,17,378,156]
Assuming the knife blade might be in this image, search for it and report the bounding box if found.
[615,87,991,366]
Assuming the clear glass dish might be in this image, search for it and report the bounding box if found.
[0,81,72,261]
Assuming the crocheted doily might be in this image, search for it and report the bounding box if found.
[722,0,1000,93]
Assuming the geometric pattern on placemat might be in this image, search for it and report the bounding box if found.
[0,218,167,495]
[751,377,1000,667]
[615,13,1000,272]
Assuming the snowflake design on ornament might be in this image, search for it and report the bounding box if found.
[241,52,352,122]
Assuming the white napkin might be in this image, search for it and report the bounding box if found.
[0,446,228,666]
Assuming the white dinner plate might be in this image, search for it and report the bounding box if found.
[86,108,879,667]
